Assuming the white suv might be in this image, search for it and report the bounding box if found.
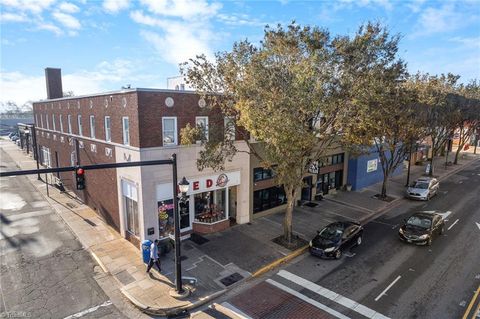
[406,177,439,201]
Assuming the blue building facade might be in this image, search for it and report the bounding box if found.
[347,148,404,191]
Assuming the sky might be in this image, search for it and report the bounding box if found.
[1,0,479,111]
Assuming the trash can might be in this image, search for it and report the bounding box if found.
[141,239,152,264]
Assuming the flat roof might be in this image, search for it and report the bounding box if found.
[32,87,198,104]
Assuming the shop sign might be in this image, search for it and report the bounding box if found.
[367,159,378,173]
[156,170,241,199]
[308,161,319,174]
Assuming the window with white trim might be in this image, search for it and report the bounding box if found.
[195,116,209,141]
[122,180,139,236]
[41,146,51,167]
[52,114,56,131]
[46,114,50,130]
[224,116,235,141]
[59,115,64,133]
[40,114,44,128]
[78,115,83,136]
[90,115,96,139]
[35,114,39,127]
[122,117,130,145]
[68,115,72,134]
[162,117,177,145]
[105,116,111,142]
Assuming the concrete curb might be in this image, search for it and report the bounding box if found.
[251,245,308,278]
[89,251,109,274]
[120,287,227,316]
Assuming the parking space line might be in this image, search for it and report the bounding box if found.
[448,219,460,231]
[63,300,112,319]
[277,270,390,319]
[266,279,351,319]
[374,275,401,302]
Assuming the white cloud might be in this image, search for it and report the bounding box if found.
[131,10,215,64]
[58,2,80,13]
[52,11,81,30]
[449,36,480,49]
[103,0,130,14]
[217,13,267,27]
[0,0,56,14]
[139,0,221,20]
[37,23,63,35]
[0,60,155,108]
[338,0,393,10]
[411,4,476,37]
[0,12,27,22]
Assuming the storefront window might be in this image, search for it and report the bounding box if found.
[194,189,226,223]
[253,186,286,214]
[158,199,190,238]
[125,197,139,236]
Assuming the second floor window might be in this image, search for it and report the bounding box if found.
[59,115,64,132]
[122,117,130,145]
[46,114,50,130]
[162,117,177,145]
[90,115,95,139]
[105,116,111,142]
[52,114,56,131]
[195,116,209,141]
[68,115,72,134]
[224,116,235,141]
[40,114,44,128]
[78,115,83,136]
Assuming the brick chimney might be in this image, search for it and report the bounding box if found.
[45,67,63,99]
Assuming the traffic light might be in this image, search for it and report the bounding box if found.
[75,167,85,190]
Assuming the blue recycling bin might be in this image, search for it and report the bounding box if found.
[141,240,152,264]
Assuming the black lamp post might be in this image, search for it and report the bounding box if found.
[172,153,189,294]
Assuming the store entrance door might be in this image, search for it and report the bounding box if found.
[301,176,313,201]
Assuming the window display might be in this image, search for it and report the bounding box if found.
[194,189,226,223]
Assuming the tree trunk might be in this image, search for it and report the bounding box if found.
[429,156,434,176]
[283,187,295,243]
[453,142,461,164]
[380,173,388,199]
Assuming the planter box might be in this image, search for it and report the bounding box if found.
[192,219,230,234]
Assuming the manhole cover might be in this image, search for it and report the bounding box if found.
[220,272,244,287]
[115,270,136,286]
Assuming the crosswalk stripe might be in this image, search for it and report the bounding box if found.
[277,270,390,319]
[266,279,351,319]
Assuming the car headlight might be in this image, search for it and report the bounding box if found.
[309,241,312,247]
[399,228,404,234]
[324,247,335,253]
[418,234,429,240]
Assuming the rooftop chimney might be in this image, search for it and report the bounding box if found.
[45,68,63,99]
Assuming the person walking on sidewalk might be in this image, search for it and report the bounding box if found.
[146,239,161,273]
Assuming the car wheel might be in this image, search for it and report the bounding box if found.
[334,249,342,259]
[356,236,362,246]
[426,237,432,246]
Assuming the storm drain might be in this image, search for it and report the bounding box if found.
[220,272,244,287]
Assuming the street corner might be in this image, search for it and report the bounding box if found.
[251,245,308,279]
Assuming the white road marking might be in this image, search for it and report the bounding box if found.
[448,219,460,231]
[460,300,467,307]
[220,302,253,319]
[476,222,480,231]
[266,279,351,319]
[63,300,112,319]
[374,275,402,302]
[277,270,390,319]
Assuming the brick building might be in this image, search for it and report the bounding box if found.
[33,68,349,248]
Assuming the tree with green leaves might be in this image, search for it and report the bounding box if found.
[452,80,480,164]
[334,23,421,199]
[409,73,460,175]
[181,23,343,243]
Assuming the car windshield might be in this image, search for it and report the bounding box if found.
[413,182,429,189]
[406,216,432,229]
[319,225,343,240]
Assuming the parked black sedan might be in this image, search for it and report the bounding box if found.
[309,221,363,259]
[398,211,445,246]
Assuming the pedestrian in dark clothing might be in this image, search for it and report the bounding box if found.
[146,239,161,273]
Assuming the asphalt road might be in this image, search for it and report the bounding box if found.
[215,159,480,319]
[0,148,127,319]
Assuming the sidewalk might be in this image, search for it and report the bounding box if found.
[2,138,478,316]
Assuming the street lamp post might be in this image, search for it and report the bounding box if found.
[171,153,190,295]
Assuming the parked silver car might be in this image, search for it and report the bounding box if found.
[406,177,439,201]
